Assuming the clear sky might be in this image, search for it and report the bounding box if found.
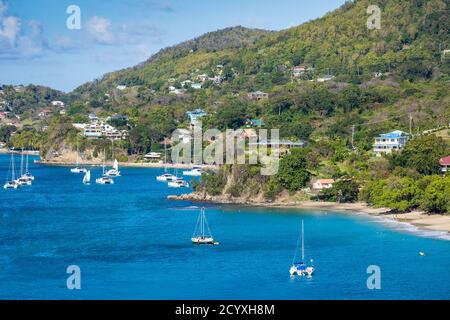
[0,0,346,92]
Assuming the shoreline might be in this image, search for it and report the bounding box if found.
[34,160,218,170]
[168,194,450,235]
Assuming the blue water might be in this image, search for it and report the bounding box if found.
[0,154,449,300]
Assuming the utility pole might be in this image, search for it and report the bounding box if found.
[351,125,356,150]
[409,113,413,136]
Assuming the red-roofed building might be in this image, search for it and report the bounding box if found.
[439,156,450,174]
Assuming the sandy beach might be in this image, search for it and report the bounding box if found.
[168,194,450,234]
[34,159,219,170]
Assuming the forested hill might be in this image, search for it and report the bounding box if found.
[72,0,449,98]
[0,84,65,115]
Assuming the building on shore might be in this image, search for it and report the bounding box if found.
[439,156,450,174]
[312,179,335,191]
[373,130,410,157]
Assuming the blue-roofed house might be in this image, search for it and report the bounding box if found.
[187,109,207,127]
[373,130,410,157]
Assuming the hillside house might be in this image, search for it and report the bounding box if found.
[187,109,207,127]
[312,179,335,191]
[248,91,269,101]
[440,156,450,174]
[373,130,410,157]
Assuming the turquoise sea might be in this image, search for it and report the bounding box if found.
[0,154,449,300]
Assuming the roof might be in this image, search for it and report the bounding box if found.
[380,130,409,138]
[440,156,450,166]
[316,179,335,184]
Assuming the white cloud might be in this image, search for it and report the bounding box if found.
[0,15,20,44]
[85,16,115,45]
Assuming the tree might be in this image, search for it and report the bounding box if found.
[389,135,450,175]
[420,176,450,213]
[276,149,311,192]
[316,180,360,203]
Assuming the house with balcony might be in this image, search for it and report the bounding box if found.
[373,130,410,157]
[440,156,450,174]
[248,91,269,101]
[187,109,207,127]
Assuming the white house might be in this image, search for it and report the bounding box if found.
[51,101,65,108]
[144,152,162,160]
[312,179,335,191]
[373,130,410,157]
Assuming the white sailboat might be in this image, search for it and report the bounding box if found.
[17,149,32,186]
[83,170,91,185]
[22,151,35,181]
[157,143,178,182]
[290,220,315,277]
[106,140,121,177]
[4,153,19,189]
[106,159,121,177]
[71,142,87,173]
[96,151,114,185]
[192,208,218,245]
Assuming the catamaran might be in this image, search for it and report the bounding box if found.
[17,149,32,186]
[192,208,218,245]
[168,178,190,188]
[290,220,315,277]
[4,153,19,189]
[157,143,178,182]
[83,170,91,185]
[22,151,35,181]
[183,166,204,177]
[96,151,114,185]
[71,142,87,173]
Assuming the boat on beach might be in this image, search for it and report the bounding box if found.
[290,220,315,277]
[192,208,219,245]
[4,153,19,189]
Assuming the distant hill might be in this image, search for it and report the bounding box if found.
[0,84,65,115]
[72,0,449,98]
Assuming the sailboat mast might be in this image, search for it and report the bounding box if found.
[301,220,305,262]
[20,148,24,176]
[11,154,16,181]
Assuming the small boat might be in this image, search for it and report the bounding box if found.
[71,142,87,173]
[17,149,32,186]
[83,170,91,185]
[21,151,35,181]
[157,173,178,182]
[106,159,121,177]
[183,166,204,177]
[168,179,190,188]
[96,151,114,185]
[192,208,218,245]
[4,153,19,189]
[96,176,114,185]
[290,220,315,277]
